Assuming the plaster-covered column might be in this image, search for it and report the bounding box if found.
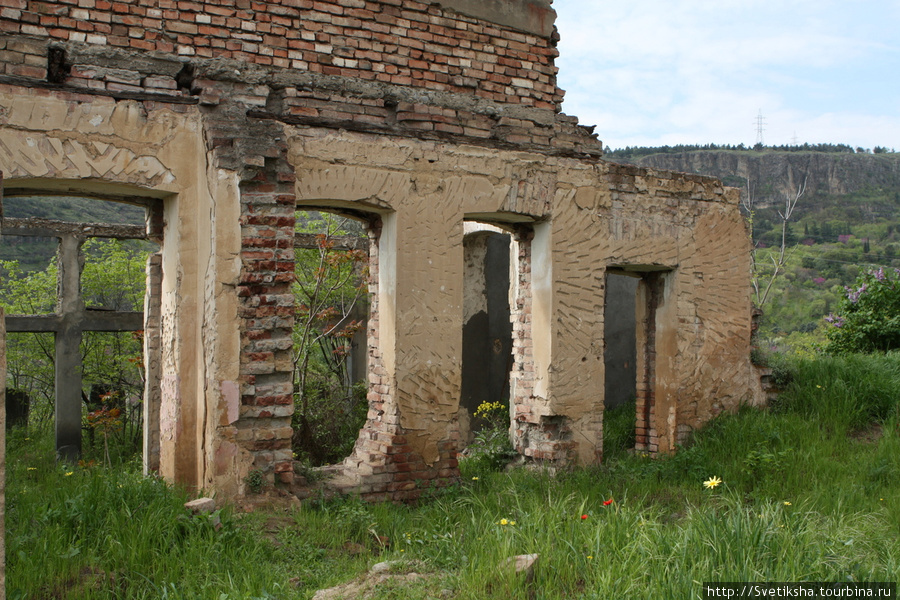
[156,127,218,491]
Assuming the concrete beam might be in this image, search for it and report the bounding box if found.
[435,0,556,37]
[1,217,146,239]
[4,312,142,333]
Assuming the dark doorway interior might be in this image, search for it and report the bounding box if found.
[461,229,513,429]
[603,271,638,410]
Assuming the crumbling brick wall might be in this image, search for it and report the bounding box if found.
[0,0,763,500]
[1,0,559,105]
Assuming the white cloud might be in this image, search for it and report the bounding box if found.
[554,0,900,149]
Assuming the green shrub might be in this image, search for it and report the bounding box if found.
[292,376,368,466]
[826,267,900,353]
[460,401,516,476]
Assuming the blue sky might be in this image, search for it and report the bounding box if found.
[554,1,900,150]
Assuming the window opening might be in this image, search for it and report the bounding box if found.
[1,193,158,463]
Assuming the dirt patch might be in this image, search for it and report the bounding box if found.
[850,422,884,444]
[311,561,440,600]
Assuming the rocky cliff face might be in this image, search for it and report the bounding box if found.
[615,151,900,204]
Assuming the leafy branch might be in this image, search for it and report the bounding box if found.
[292,214,368,419]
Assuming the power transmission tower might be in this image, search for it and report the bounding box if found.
[754,109,766,146]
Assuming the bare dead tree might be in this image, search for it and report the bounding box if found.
[743,175,807,307]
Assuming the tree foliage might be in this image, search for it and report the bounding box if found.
[825,267,900,353]
[291,212,369,465]
[606,142,861,160]
[1,238,151,448]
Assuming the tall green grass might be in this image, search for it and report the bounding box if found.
[7,353,900,598]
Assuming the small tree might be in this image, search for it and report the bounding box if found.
[292,213,369,464]
[743,176,807,307]
[825,267,900,353]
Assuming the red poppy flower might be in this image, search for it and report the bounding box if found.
[581,514,588,520]
[603,498,614,506]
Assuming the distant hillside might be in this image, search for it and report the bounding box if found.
[611,147,900,201]
[1,196,146,272]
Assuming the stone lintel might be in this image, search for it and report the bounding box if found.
[436,0,556,37]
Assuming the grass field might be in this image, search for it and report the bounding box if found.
[6,354,900,599]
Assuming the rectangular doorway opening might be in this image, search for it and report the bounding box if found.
[603,270,638,459]
[603,268,668,458]
[461,222,514,445]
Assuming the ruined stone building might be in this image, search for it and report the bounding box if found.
[0,0,764,501]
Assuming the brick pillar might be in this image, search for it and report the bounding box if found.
[237,188,296,486]
[511,226,576,464]
[342,218,415,501]
[338,216,460,502]
[634,273,661,453]
[511,228,536,437]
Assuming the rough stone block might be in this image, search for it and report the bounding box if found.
[184,498,216,514]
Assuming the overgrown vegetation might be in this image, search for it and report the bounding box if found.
[461,400,517,472]
[8,353,900,598]
[825,267,900,354]
[291,212,369,466]
[1,238,152,458]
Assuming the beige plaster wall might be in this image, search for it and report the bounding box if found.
[203,169,249,496]
[289,129,755,465]
[551,161,755,454]
[0,88,239,491]
[0,92,757,494]
[290,131,550,465]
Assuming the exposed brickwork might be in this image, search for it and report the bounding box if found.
[0,35,600,164]
[509,228,575,464]
[634,273,661,453]
[0,0,562,109]
[510,228,536,447]
[237,179,297,486]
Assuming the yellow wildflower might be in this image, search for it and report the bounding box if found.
[703,476,722,490]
